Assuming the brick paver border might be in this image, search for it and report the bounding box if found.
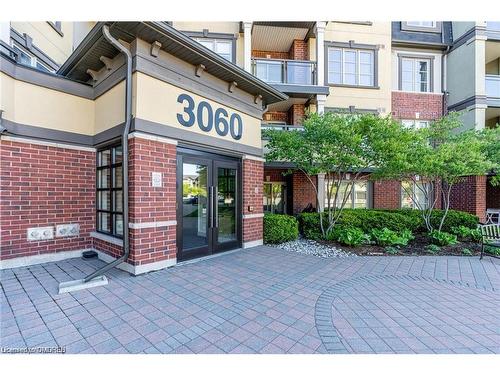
[315,274,498,353]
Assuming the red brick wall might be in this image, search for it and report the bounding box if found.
[252,50,289,59]
[263,111,289,123]
[392,92,443,120]
[449,175,487,222]
[128,136,176,266]
[243,158,263,243]
[264,168,287,183]
[292,171,317,214]
[288,40,308,60]
[486,177,500,209]
[288,104,305,125]
[0,139,95,260]
[373,180,401,209]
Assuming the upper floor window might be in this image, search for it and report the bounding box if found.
[194,38,232,62]
[96,144,124,238]
[327,47,375,87]
[406,21,436,28]
[10,41,54,73]
[325,180,369,209]
[400,57,431,92]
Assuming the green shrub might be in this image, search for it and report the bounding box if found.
[385,246,400,255]
[425,244,441,254]
[461,248,473,256]
[336,227,369,247]
[429,231,458,246]
[370,228,414,246]
[451,226,482,242]
[485,246,500,256]
[297,209,479,241]
[263,214,299,244]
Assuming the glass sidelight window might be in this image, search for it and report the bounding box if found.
[263,182,286,214]
[96,144,123,237]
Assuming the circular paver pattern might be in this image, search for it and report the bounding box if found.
[315,275,500,354]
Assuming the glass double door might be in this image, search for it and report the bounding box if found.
[177,150,241,261]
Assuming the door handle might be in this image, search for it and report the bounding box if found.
[209,186,214,228]
[214,186,218,228]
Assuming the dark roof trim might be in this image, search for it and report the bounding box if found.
[144,22,287,103]
[58,21,288,105]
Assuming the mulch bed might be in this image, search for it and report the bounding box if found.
[318,233,482,256]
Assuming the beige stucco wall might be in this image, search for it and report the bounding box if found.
[486,58,500,74]
[0,72,95,134]
[323,22,392,114]
[134,72,261,149]
[10,22,76,65]
[94,80,126,134]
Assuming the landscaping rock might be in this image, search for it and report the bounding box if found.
[271,238,356,258]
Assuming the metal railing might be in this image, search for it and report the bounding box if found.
[486,75,500,98]
[252,58,316,85]
[261,123,304,139]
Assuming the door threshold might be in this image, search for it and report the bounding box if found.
[175,247,245,267]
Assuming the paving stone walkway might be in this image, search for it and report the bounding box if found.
[1,246,499,354]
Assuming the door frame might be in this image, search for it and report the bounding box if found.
[176,147,242,261]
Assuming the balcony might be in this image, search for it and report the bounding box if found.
[486,22,500,40]
[486,75,500,105]
[252,58,316,86]
[261,123,304,133]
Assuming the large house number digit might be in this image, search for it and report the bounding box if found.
[176,93,243,140]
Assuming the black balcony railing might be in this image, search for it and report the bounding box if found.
[252,58,316,85]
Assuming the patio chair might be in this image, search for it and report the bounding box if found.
[479,224,500,260]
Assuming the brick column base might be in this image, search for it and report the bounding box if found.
[242,158,264,247]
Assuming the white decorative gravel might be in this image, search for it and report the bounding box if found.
[271,238,356,258]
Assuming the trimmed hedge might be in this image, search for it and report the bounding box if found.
[298,209,479,239]
[263,214,299,244]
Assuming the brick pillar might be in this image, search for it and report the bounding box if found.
[127,135,177,268]
[292,171,317,214]
[288,39,308,60]
[449,175,487,222]
[373,180,401,209]
[288,104,305,125]
[242,157,264,247]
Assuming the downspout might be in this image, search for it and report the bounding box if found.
[0,110,7,134]
[84,25,132,283]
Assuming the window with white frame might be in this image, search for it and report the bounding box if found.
[10,41,54,73]
[401,119,429,129]
[325,180,369,209]
[327,47,375,87]
[406,21,437,28]
[194,38,233,61]
[400,57,431,92]
[401,181,430,209]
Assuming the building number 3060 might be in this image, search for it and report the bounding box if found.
[176,93,243,140]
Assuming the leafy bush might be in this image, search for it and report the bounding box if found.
[370,228,414,246]
[425,244,441,254]
[385,246,400,255]
[297,209,478,240]
[451,226,481,242]
[429,231,459,246]
[263,214,299,244]
[336,227,369,247]
[485,246,500,256]
[461,248,473,256]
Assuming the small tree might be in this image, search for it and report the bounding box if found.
[377,113,494,232]
[265,112,403,237]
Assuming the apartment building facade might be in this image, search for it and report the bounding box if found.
[0,21,498,271]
